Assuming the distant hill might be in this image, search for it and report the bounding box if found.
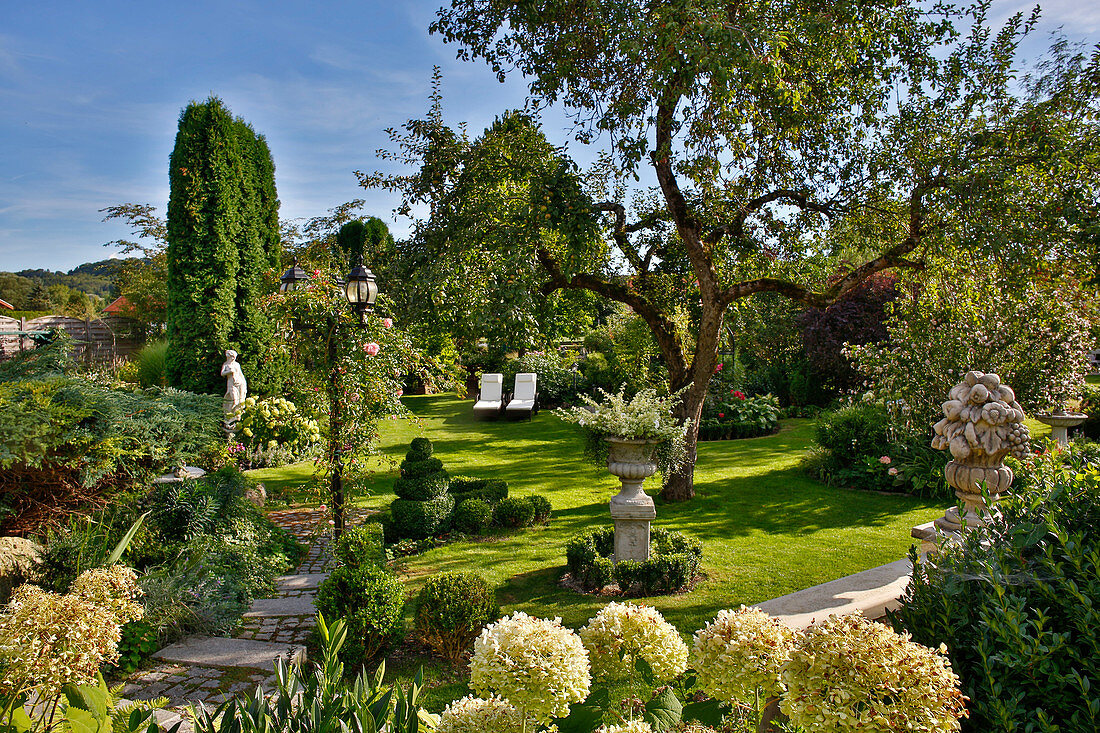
[1,258,142,310]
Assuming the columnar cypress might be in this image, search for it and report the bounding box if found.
[166,97,281,394]
[166,98,242,393]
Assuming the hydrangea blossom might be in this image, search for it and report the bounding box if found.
[437,695,525,733]
[692,606,795,703]
[781,613,967,733]
[598,722,654,733]
[69,564,144,625]
[470,611,591,723]
[580,602,688,682]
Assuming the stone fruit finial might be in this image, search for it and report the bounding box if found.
[932,371,1030,464]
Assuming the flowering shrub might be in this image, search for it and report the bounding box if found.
[692,607,795,704]
[598,722,654,733]
[555,388,691,475]
[437,695,524,733]
[698,393,780,441]
[231,395,321,467]
[580,602,688,682]
[470,611,591,723]
[782,613,967,732]
[0,565,142,702]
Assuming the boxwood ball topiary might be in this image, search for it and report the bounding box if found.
[315,564,405,670]
[409,437,433,457]
[493,496,535,528]
[453,498,493,535]
[392,494,455,539]
[414,571,499,664]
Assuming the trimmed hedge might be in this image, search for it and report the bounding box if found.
[333,524,386,569]
[529,495,552,523]
[392,494,455,540]
[413,571,499,664]
[453,498,493,535]
[493,496,535,528]
[566,526,702,595]
[449,476,508,505]
[393,473,449,501]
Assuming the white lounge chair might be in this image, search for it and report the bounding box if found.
[506,372,539,420]
[473,373,505,418]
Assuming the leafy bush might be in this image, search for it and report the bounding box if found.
[449,476,508,504]
[1080,382,1100,440]
[391,494,455,540]
[232,395,321,468]
[566,527,702,594]
[333,524,386,569]
[409,437,433,457]
[699,392,780,441]
[315,565,405,671]
[414,571,499,663]
[452,498,493,535]
[894,441,1100,731]
[814,402,892,463]
[529,494,552,523]
[493,497,535,528]
[135,340,169,388]
[393,472,449,501]
[106,619,159,676]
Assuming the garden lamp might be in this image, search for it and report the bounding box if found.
[344,258,378,325]
[278,258,310,293]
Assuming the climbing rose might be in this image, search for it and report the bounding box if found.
[437,695,524,733]
[382,318,393,328]
[363,342,380,356]
[879,455,892,464]
[580,602,688,682]
[470,611,590,723]
[692,606,796,703]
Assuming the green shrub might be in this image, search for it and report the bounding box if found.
[333,524,386,569]
[565,526,702,594]
[501,353,584,407]
[233,395,322,468]
[413,571,499,664]
[400,456,445,480]
[453,498,493,535]
[894,441,1100,731]
[449,476,509,504]
[106,619,160,676]
[814,402,892,463]
[493,496,535,528]
[393,473,449,501]
[391,494,455,540]
[315,565,405,670]
[409,437,433,457]
[699,392,780,440]
[135,340,169,388]
[528,495,552,523]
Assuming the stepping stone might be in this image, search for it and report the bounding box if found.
[754,558,912,630]
[153,636,305,672]
[276,573,327,591]
[243,595,317,618]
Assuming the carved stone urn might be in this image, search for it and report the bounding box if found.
[605,437,659,563]
[930,371,1031,533]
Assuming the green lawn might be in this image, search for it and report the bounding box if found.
[253,394,941,634]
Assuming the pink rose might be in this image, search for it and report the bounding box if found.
[396,389,404,397]
[312,269,321,277]
[363,342,380,356]
[382,318,393,328]
[715,363,723,372]
[319,504,327,512]
[879,456,892,464]
[888,467,899,476]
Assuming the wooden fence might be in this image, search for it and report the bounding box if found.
[0,314,142,363]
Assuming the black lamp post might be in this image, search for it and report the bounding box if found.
[279,255,380,535]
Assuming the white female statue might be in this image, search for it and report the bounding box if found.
[220,349,248,415]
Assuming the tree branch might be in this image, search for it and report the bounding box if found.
[704,189,840,245]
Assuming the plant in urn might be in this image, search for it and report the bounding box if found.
[930,370,1030,533]
[557,389,690,563]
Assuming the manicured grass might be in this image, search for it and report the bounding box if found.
[256,394,941,635]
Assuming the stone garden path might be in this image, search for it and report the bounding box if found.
[120,508,362,727]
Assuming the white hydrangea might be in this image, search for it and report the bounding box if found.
[598,722,654,733]
[580,602,688,682]
[437,695,525,733]
[692,606,795,703]
[470,611,591,723]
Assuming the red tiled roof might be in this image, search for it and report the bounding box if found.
[102,296,132,314]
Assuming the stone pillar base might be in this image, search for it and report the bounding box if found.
[610,490,656,563]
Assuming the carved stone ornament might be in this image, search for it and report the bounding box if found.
[930,370,1030,532]
[605,437,658,563]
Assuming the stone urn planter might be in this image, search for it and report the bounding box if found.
[930,371,1030,534]
[606,437,660,563]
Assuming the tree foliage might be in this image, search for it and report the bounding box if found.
[373,1,1100,500]
[165,97,282,394]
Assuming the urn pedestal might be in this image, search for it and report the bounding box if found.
[606,437,659,563]
[1035,412,1088,447]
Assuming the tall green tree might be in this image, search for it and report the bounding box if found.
[371,1,1100,501]
[165,97,282,394]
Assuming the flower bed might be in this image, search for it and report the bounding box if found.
[698,392,780,441]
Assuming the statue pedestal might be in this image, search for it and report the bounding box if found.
[610,491,656,563]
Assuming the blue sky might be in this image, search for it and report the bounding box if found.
[1,1,1097,272]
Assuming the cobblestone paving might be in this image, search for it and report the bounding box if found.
[119,506,371,719]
